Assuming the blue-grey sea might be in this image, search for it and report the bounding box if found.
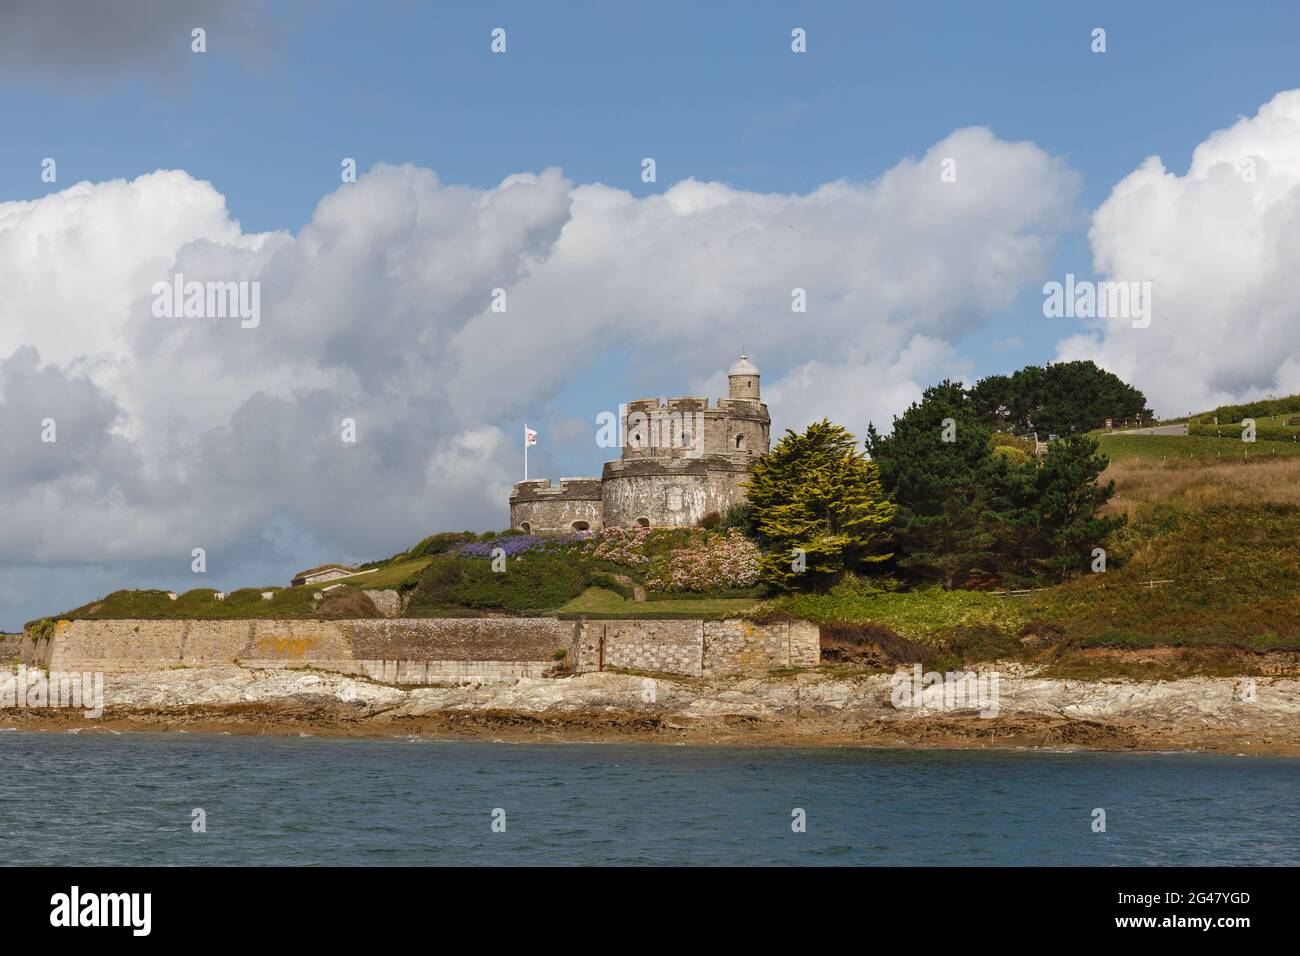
[1,732,1297,865]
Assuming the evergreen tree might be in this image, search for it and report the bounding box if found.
[745,420,895,590]
[867,381,1000,587]
[968,360,1151,436]
[869,381,1125,587]
[1026,434,1124,579]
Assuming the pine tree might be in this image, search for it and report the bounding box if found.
[1028,434,1124,579]
[871,382,1124,586]
[745,420,895,590]
[968,360,1152,436]
[867,381,1000,587]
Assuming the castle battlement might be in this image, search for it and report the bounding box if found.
[509,477,602,500]
[625,396,760,414]
[602,456,750,477]
[509,354,769,533]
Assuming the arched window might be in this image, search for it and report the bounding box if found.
[519,522,531,534]
[635,517,650,528]
[735,433,747,450]
[571,521,590,532]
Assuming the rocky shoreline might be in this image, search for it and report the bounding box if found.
[4,664,1299,756]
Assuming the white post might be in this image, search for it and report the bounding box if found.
[524,424,529,481]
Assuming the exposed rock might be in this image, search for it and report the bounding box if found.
[4,663,1298,754]
[362,589,403,618]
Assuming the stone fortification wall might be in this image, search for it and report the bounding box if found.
[508,478,604,532]
[30,616,819,683]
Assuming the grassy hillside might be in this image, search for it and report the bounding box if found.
[28,528,764,629]
[1093,432,1300,463]
[756,446,1300,672]
[30,393,1300,672]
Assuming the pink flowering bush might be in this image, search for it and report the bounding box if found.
[645,529,760,592]
[582,527,653,566]
[581,526,760,592]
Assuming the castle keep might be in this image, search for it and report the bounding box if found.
[510,355,771,532]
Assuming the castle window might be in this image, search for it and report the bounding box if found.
[635,517,650,528]
[735,433,747,450]
[519,522,531,534]
[571,521,590,532]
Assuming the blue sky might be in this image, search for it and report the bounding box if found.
[7,1,1298,425]
[3,0,1300,627]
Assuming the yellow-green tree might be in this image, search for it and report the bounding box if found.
[745,420,895,590]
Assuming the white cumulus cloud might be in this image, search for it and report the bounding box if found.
[1057,89,1300,415]
[0,127,1077,622]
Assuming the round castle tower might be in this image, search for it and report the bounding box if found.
[728,353,761,400]
[509,354,771,532]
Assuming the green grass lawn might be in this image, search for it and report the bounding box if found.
[1242,413,1300,430]
[557,587,760,619]
[1095,433,1300,463]
[43,585,323,623]
[753,585,1028,645]
[335,557,432,590]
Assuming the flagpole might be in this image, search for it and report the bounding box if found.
[524,424,528,481]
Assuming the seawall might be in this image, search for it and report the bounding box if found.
[29,617,819,683]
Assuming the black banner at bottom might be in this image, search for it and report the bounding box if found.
[0,866,1283,941]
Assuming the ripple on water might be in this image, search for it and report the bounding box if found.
[0,735,1297,865]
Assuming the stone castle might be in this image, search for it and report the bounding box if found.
[510,354,771,532]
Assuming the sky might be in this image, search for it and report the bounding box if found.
[3,0,1300,628]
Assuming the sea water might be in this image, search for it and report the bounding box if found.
[1,733,1296,866]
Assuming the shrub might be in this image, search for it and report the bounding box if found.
[583,527,653,566]
[405,556,467,609]
[644,529,760,592]
[407,551,590,613]
[991,444,1030,466]
[407,531,475,559]
[313,590,381,619]
[589,571,638,599]
[456,532,591,559]
[719,502,756,536]
[26,618,56,641]
[1194,394,1300,425]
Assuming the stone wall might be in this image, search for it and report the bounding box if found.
[30,616,817,683]
[509,478,604,532]
[362,590,403,618]
[0,634,22,663]
[599,620,705,676]
[600,457,752,528]
[620,397,769,464]
[702,619,820,675]
[572,618,818,676]
[40,618,572,683]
